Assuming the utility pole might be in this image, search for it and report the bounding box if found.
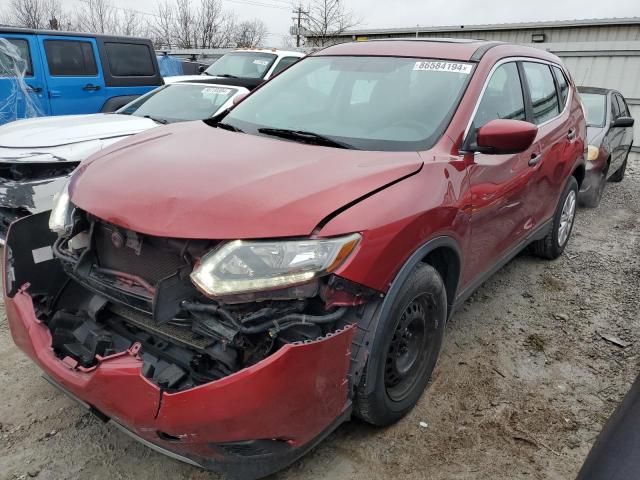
[292,4,308,48]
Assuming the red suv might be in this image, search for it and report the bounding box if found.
[4,39,586,478]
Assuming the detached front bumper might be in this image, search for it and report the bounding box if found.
[579,155,607,196]
[3,213,356,479]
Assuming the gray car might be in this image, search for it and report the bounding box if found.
[577,86,634,207]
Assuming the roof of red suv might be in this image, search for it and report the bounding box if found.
[313,38,498,61]
[313,38,562,65]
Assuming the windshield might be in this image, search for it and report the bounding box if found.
[118,84,238,123]
[204,52,277,79]
[580,92,607,127]
[223,56,474,151]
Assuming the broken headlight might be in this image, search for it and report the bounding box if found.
[48,181,74,234]
[190,234,361,297]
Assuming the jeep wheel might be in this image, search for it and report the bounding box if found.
[532,176,578,260]
[355,263,446,426]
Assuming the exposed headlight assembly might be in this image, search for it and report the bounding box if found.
[587,145,600,161]
[191,233,361,297]
[48,181,74,234]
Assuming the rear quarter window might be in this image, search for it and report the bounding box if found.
[44,40,97,76]
[105,42,155,76]
[552,66,569,109]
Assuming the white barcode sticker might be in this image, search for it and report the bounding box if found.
[202,87,232,96]
[253,59,269,66]
[32,246,53,264]
[413,61,473,74]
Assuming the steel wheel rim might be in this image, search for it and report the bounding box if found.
[558,190,576,247]
[384,295,436,402]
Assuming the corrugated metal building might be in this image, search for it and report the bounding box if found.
[305,18,640,159]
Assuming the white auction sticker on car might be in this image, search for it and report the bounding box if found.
[253,59,269,66]
[202,87,232,96]
[413,61,473,74]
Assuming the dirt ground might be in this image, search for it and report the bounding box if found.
[1,163,639,480]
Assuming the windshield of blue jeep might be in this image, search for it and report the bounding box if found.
[580,92,607,127]
[118,84,238,122]
[223,56,474,151]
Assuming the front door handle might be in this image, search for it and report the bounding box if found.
[529,153,543,167]
[82,84,101,92]
[27,85,42,93]
[567,129,577,141]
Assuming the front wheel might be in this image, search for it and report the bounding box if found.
[531,176,578,260]
[355,263,447,426]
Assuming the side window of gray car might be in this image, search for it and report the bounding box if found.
[611,94,622,119]
[615,94,630,117]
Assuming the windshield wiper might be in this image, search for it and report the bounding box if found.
[143,115,168,125]
[216,122,244,133]
[257,128,355,149]
[216,73,239,79]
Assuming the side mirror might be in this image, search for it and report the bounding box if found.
[232,93,248,106]
[198,65,205,74]
[475,119,538,154]
[612,116,634,128]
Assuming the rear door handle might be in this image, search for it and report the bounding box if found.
[567,129,576,141]
[529,153,543,167]
[82,84,101,92]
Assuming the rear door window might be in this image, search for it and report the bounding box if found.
[44,40,97,76]
[472,62,526,131]
[552,66,569,109]
[104,42,155,76]
[0,38,33,76]
[522,62,560,124]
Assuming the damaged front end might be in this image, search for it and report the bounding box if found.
[0,153,77,241]
[4,210,380,478]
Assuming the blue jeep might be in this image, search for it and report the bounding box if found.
[0,28,163,124]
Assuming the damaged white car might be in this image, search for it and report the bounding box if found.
[0,81,248,241]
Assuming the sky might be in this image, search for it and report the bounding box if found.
[58,0,640,46]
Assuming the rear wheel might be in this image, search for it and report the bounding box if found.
[355,263,446,426]
[531,176,578,260]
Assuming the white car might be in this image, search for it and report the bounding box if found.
[164,49,305,88]
[0,81,249,240]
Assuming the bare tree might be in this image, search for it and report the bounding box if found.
[2,0,72,30]
[233,19,268,48]
[149,0,175,48]
[76,0,118,34]
[303,0,360,47]
[173,0,195,48]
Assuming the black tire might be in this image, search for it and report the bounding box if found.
[580,165,608,208]
[531,176,579,260]
[354,263,447,426]
[609,157,627,183]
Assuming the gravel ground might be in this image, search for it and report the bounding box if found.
[1,162,638,480]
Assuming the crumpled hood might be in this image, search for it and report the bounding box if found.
[0,114,157,148]
[71,121,423,239]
